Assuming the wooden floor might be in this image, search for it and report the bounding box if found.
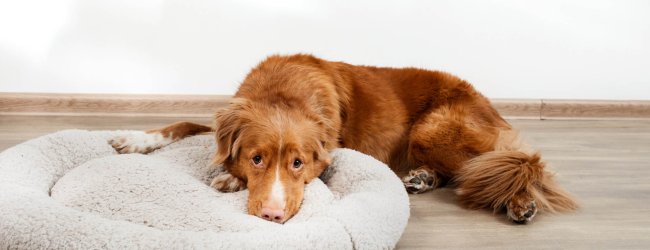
[1,115,649,249]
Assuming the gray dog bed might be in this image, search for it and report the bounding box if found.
[0,130,409,249]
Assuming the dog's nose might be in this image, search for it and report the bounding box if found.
[260,207,285,223]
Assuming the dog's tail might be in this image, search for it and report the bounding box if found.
[454,129,578,213]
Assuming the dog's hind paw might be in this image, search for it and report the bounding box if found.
[109,131,173,154]
[507,192,538,224]
[402,167,440,194]
[211,172,246,192]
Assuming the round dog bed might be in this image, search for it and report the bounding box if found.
[0,130,409,249]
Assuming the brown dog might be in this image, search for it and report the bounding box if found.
[110,54,577,224]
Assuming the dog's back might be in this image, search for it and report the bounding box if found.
[236,55,508,170]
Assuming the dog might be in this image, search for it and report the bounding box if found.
[110,54,577,224]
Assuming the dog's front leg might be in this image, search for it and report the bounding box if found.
[109,121,212,154]
[210,171,246,192]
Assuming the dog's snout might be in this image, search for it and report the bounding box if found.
[260,207,285,223]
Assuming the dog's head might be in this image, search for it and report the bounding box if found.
[212,98,331,223]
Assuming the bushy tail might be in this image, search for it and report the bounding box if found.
[454,130,578,213]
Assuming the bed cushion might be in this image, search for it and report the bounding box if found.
[0,130,409,249]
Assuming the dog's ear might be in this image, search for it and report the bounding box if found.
[213,98,249,166]
[304,137,332,183]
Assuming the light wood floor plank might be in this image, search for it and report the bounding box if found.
[1,116,649,249]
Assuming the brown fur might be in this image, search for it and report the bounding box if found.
[148,121,213,140]
[135,54,578,223]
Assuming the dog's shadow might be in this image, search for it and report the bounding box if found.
[416,187,520,226]
[427,187,458,205]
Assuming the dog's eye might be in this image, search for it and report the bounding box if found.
[252,155,262,165]
[292,159,302,169]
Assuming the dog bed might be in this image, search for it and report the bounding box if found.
[0,130,409,249]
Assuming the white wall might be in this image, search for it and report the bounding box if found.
[0,0,648,100]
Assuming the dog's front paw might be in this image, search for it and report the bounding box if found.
[507,192,538,224]
[402,168,439,194]
[109,131,173,154]
[210,172,246,192]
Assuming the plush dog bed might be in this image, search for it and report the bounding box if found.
[0,130,409,249]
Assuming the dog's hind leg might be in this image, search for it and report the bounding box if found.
[454,130,579,223]
[403,104,493,194]
[109,121,213,154]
